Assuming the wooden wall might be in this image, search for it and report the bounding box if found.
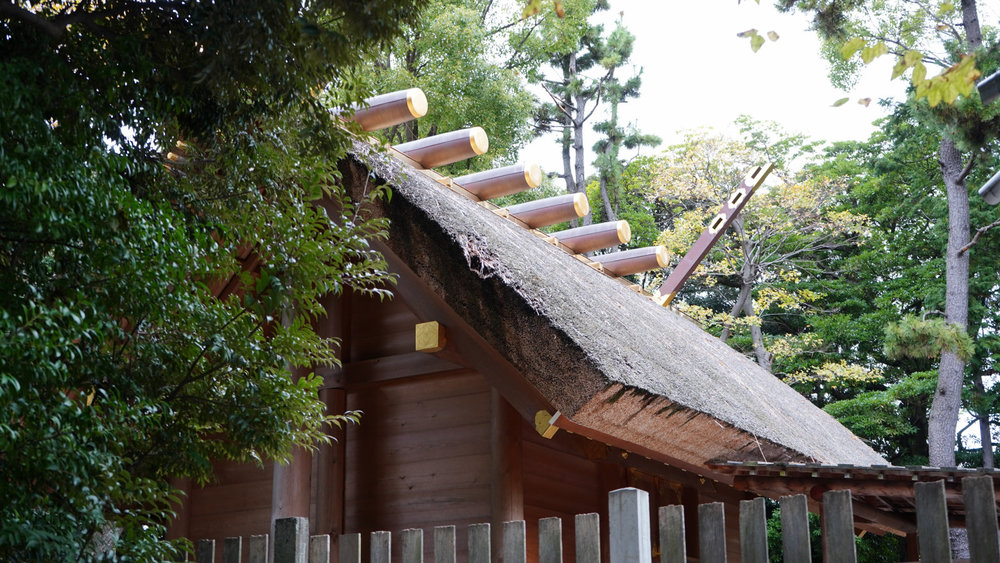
[186,459,273,562]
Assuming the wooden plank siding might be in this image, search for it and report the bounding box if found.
[187,459,274,563]
[344,370,493,563]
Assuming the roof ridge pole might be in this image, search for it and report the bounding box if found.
[454,163,543,200]
[340,88,429,132]
[653,163,774,307]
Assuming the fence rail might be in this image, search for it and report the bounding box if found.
[195,476,999,563]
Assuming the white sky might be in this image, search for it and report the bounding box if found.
[521,1,909,176]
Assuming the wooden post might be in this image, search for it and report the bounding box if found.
[393,128,488,169]
[575,513,601,563]
[698,502,726,563]
[224,537,242,563]
[435,526,457,563]
[779,495,811,563]
[490,391,523,562]
[346,88,428,132]
[822,490,856,563]
[963,475,1000,563]
[552,221,631,254]
[250,535,268,563]
[915,480,951,563]
[609,488,652,563]
[371,531,391,563]
[503,521,527,563]
[454,163,542,200]
[739,497,768,563]
[681,487,699,558]
[539,517,562,563]
[505,194,589,228]
[339,534,361,563]
[275,517,309,563]
[597,246,669,277]
[658,505,686,563]
[316,292,349,546]
[309,535,330,563]
[469,523,491,563]
[198,539,216,563]
[402,529,424,563]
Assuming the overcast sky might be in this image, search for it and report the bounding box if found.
[521,1,909,177]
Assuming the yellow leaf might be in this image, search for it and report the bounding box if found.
[892,60,907,80]
[903,49,922,66]
[832,97,850,107]
[860,41,888,64]
[927,86,942,107]
[767,31,779,41]
[554,0,565,17]
[858,97,871,107]
[912,61,927,86]
[750,34,765,52]
[840,37,866,60]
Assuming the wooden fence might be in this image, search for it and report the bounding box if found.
[195,476,999,563]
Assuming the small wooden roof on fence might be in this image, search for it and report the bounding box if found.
[340,138,886,482]
[711,460,1000,534]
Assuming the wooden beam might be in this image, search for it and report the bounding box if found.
[505,194,589,228]
[733,475,965,501]
[453,163,542,200]
[346,88,428,132]
[393,128,488,169]
[319,353,467,388]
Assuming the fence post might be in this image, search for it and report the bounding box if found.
[915,480,951,563]
[539,517,562,563]
[503,521,527,563]
[822,490,856,563]
[223,537,242,563]
[575,513,601,563]
[469,523,491,563]
[371,531,391,563]
[698,502,726,563]
[198,538,216,563]
[435,526,456,563]
[402,529,424,563]
[609,487,652,563]
[339,533,361,563]
[275,517,309,563]
[658,505,685,563]
[779,495,810,563]
[249,535,268,563]
[739,497,768,563]
[309,535,330,563]
[963,475,1000,563]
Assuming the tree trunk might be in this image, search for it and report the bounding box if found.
[573,93,591,225]
[927,137,971,467]
[742,293,772,372]
[974,375,994,468]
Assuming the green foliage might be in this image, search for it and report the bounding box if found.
[765,502,903,562]
[884,315,975,361]
[0,0,417,558]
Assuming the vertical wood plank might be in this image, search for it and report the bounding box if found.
[609,488,652,563]
[963,475,1000,563]
[822,490,856,563]
[658,505,686,563]
[402,529,424,563]
[371,531,391,563]
[779,495,811,563]
[309,535,330,563]
[575,513,601,563]
[197,539,216,563]
[469,523,491,563]
[435,526,457,563]
[249,535,268,563]
[698,502,726,563]
[316,388,347,538]
[739,497,768,563]
[681,487,700,557]
[339,534,361,563]
[503,520,526,563]
[539,517,562,563]
[275,517,310,563]
[491,392,523,563]
[915,480,951,563]
[223,537,242,563]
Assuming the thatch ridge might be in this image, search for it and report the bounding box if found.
[345,140,885,467]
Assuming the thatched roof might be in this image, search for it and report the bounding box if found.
[340,140,886,475]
